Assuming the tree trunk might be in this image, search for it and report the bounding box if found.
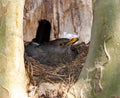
[0,0,28,98]
[68,0,120,98]
[23,0,92,43]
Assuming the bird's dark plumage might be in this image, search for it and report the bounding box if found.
[25,19,78,66]
[32,19,51,44]
[25,43,78,66]
[45,38,71,46]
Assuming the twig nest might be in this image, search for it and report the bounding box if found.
[25,42,89,98]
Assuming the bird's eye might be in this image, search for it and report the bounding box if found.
[59,43,64,46]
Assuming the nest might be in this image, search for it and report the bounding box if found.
[25,42,89,97]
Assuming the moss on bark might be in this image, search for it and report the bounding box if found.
[68,0,120,98]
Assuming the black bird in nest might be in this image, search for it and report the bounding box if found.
[25,19,79,66]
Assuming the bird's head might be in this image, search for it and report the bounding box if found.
[49,38,79,46]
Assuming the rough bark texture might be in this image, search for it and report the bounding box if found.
[68,0,120,98]
[0,0,28,98]
[23,0,92,43]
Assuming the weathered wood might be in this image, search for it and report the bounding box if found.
[24,0,92,43]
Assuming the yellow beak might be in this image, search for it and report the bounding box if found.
[66,38,79,45]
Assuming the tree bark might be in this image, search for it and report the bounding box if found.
[68,0,120,98]
[23,0,92,43]
[0,0,28,98]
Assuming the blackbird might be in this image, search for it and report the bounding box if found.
[25,19,79,66]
